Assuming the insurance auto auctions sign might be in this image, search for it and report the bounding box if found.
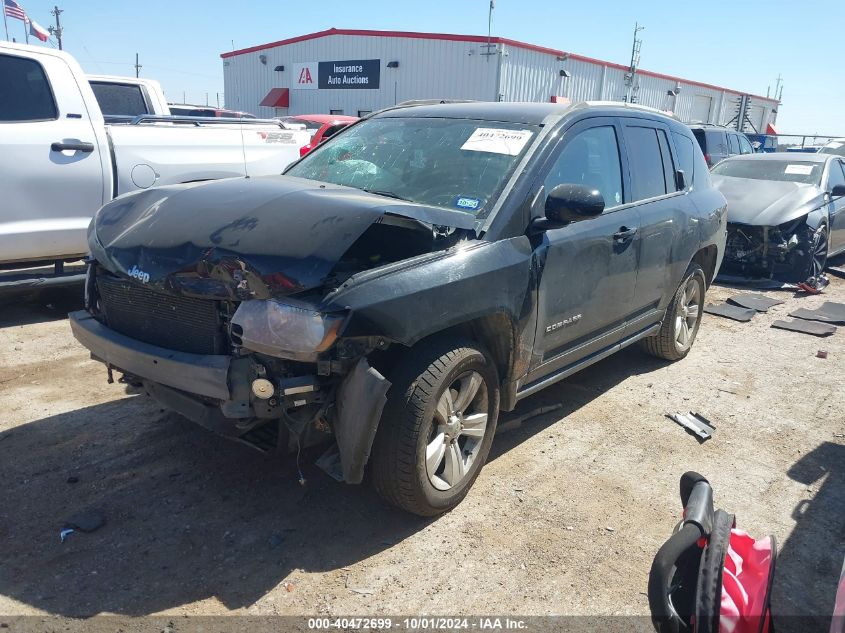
[292,60,381,90]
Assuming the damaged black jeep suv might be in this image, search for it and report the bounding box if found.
[70,101,726,516]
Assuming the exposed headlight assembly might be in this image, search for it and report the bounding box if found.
[230,299,346,362]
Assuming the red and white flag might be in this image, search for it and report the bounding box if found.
[27,17,49,41]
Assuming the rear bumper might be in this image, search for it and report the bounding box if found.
[68,310,232,400]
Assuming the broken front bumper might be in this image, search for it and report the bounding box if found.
[68,310,390,483]
[721,222,814,282]
[69,310,231,400]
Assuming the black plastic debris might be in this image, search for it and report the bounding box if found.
[771,319,837,337]
[726,294,784,313]
[667,412,715,442]
[789,302,845,324]
[716,275,795,290]
[703,303,756,322]
[64,508,106,533]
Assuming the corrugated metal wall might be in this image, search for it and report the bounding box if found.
[498,44,776,130]
[223,34,498,118]
[223,33,777,132]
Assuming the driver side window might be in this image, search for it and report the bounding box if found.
[544,125,623,210]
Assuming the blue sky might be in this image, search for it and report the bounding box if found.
[6,0,842,134]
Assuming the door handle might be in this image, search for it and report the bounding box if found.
[51,141,95,153]
[613,226,638,241]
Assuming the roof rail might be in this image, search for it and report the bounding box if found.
[368,99,479,117]
[577,100,679,120]
[124,114,285,127]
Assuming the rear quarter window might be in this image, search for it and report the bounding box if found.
[90,82,149,117]
[0,54,58,122]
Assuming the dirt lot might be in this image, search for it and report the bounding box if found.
[0,275,843,628]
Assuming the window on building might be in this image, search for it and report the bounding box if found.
[544,125,623,209]
[358,110,372,117]
[625,126,668,200]
[330,109,344,115]
[0,54,57,122]
[90,81,149,117]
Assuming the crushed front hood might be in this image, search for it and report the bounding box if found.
[89,175,475,299]
[713,176,824,226]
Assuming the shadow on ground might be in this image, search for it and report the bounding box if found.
[0,286,84,328]
[772,441,845,632]
[0,344,668,617]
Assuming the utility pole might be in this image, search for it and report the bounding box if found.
[624,22,644,103]
[48,6,63,50]
[134,52,141,78]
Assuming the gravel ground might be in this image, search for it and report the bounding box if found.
[0,275,842,629]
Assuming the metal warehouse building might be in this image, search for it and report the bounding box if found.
[222,28,779,130]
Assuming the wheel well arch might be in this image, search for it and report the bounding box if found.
[377,312,518,390]
[691,245,719,287]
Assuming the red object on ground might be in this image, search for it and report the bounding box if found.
[720,530,775,633]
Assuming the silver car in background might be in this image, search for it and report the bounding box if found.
[711,153,845,282]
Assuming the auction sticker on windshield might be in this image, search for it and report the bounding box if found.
[784,164,814,175]
[461,128,533,156]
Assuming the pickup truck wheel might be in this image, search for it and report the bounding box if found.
[370,338,500,516]
[640,264,705,361]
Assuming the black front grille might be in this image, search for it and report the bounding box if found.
[96,273,227,355]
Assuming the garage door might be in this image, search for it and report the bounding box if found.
[690,95,713,123]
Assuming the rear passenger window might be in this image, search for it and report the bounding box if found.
[90,82,149,117]
[0,54,57,122]
[672,132,696,188]
[544,125,623,209]
[728,134,740,154]
[657,130,677,192]
[625,126,668,200]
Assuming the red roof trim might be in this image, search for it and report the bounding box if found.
[222,28,777,104]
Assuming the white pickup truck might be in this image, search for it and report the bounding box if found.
[0,42,310,289]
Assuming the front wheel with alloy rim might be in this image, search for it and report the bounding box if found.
[640,263,706,361]
[806,223,828,281]
[369,338,500,516]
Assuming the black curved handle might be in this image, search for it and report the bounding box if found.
[51,141,95,153]
[613,226,638,241]
[648,522,703,633]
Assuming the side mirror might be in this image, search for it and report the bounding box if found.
[831,184,845,198]
[544,183,605,225]
[675,169,686,190]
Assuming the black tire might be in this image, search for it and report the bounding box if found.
[640,263,706,361]
[806,223,829,280]
[369,337,500,516]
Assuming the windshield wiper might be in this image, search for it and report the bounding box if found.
[361,188,411,202]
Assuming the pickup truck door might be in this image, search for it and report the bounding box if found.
[523,118,640,385]
[0,50,106,263]
[619,120,693,335]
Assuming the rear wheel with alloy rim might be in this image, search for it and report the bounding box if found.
[370,338,499,516]
[640,263,706,361]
